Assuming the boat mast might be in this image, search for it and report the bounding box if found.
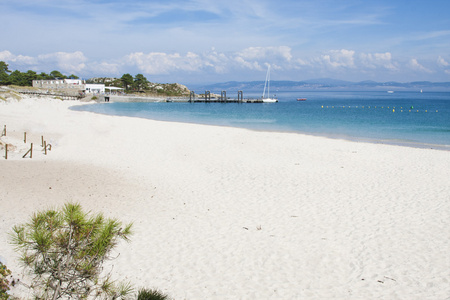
[263,65,270,98]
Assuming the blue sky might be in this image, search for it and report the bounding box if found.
[1,0,449,84]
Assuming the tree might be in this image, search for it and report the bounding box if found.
[38,72,52,80]
[68,74,79,79]
[8,70,26,86]
[10,203,134,299]
[0,61,11,85]
[49,70,66,79]
[133,74,149,91]
[24,70,38,86]
[121,73,134,91]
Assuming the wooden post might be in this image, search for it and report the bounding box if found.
[23,143,33,158]
[24,132,27,143]
[41,136,44,147]
[4,144,7,160]
[44,141,47,155]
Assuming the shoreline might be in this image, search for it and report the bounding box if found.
[70,102,450,152]
[1,97,449,299]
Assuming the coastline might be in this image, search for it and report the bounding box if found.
[70,102,450,152]
[1,97,449,299]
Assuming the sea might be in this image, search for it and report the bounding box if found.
[71,91,450,149]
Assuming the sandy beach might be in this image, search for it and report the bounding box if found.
[1,96,449,299]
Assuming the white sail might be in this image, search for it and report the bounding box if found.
[262,65,278,103]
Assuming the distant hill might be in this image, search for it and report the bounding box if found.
[188,79,450,92]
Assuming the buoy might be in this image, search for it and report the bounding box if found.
[392,109,395,112]
[410,106,414,109]
[321,105,323,108]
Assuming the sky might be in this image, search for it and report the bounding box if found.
[1,0,450,85]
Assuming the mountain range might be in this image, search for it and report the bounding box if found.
[188,79,450,93]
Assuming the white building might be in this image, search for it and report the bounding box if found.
[85,84,105,94]
[32,79,85,89]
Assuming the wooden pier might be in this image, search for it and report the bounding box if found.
[100,90,267,103]
[170,90,263,103]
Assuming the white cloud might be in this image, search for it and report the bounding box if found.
[237,46,292,61]
[408,58,432,73]
[125,47,294,75]
[321,49,355,68]
[359,52,397,70]
[125,52,208,74]
[0,50,36,64]
[37,51,87,74]
[87,62,120,76]
[437,56,449,67]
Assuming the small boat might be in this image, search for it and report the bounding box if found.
[297,98,307,101]
[262,65,278,103]
[387,91,394,93]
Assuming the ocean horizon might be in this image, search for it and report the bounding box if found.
[72,91,450,150]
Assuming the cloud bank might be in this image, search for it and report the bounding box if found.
[1,48,449,83]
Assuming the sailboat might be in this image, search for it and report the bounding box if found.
[262,65,278,103]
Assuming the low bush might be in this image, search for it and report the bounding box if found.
[10,202,133,299]
[137,288,170,300]
[0,262,12,299]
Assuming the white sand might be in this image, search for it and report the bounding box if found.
[1,96,449,299]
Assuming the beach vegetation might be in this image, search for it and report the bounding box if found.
[9,202,134,299]
[0,262,13,299]
[137,288,170,300]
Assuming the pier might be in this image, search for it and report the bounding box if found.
[100,90,266,103]
[182,91,263,103]
[186,91,263,103]
[177,91,263,103]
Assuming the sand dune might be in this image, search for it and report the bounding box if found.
[1,97,449,299]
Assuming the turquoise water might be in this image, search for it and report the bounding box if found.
[72,91,450,148]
